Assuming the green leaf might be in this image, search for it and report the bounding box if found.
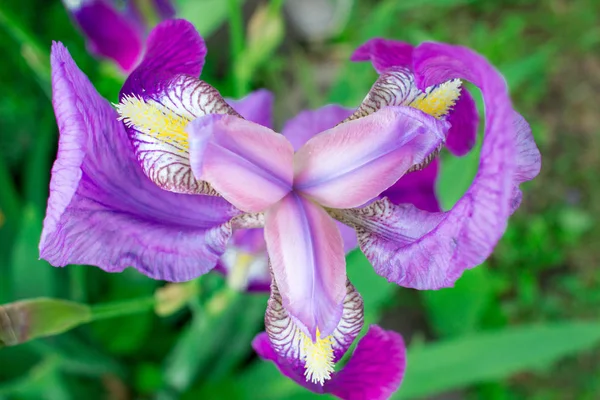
[396,322,600,399]
[0,298,91,348]
[10,205,57,299]
[421,267,494,338]
[176,0,245,37]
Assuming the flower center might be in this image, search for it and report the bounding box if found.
[300,328,335,385]
[410,79,462,119]
[115,94,191,149]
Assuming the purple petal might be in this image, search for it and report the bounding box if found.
[382,158,441,212]
[227,89,275,129]
[325,325,406,400]
[188,115,294,212]
[253,324,404,399]
[332,43,540,289]
[294,106,449,209]
[120,19,207,97]
[264,193,347,338]
[351,38,414,73]
[64,0,143,71]
[282,105,353,151]
[259,279,363,390]
[511,112,541,212]
[446,87,479,156]
[41,43,238,281]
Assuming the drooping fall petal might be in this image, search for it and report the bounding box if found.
[188,115,294,212]
[331,43,541,289]
[264,193,346,338]
[294,106,449,209]
[41,43,238,282]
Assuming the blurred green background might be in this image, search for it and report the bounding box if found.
[1,0,599,399]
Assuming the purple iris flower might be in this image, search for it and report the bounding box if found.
[62,0,175,71]
[41,18,540,395]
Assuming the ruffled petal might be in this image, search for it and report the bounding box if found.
[264,193,346,338]
[258,279,363,390]
[121,19,207,96]
[187,115,294,212]
[325,326,406,400]
[41,43,238,281]
[445,87,479,156]
[351,38,414,73]
[294,106,449,209]
[282,105,353,151]
[382,158,440,212]
[64,0,143,71]
[510,112,541,212]
[227,89,274,129]
[331,43,540,289]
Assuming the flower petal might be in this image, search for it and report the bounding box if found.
[188,115,294,212]
[331,43,540,289]
[325,325,406,400]
[352,39,478,156]
[511,112,541,212]
[264,193,347,338]
[64,0,143,71]
[382,158,441,212]
[258,279,363,391]
[152,0,176,20]
[41,43,238,281]
[227,89,274,128]
[294,106,449,209]
[116,75,240,194]
[121,19,207,96]
[351,38,414,73]
[446,87,479,156]
[253,324,404,400]
[282,105,353,151]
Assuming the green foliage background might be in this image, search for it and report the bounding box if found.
[0,0,599,398]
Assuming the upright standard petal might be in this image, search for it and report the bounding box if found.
[227,89,275,129]
[41,43,238,281]
[63,0,143,71]
[282,105,353,151]
[264,193,346,339]
[382,158,441,212]
[121,19,207,96]
[259,279,363,389]
[351,38,414,73]
[332,43,540,289]
[445,88,479,156]
[294,106,449,209]
[188,115,294,212]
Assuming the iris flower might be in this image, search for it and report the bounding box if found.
[62,0,175,71]
[41,18,540,396]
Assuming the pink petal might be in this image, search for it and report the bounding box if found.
[264,193,346,338]
[294,106,449,209]
[188,115,294,213]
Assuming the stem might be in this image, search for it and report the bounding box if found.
[228,0,248,97]
[90,296,155,321]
